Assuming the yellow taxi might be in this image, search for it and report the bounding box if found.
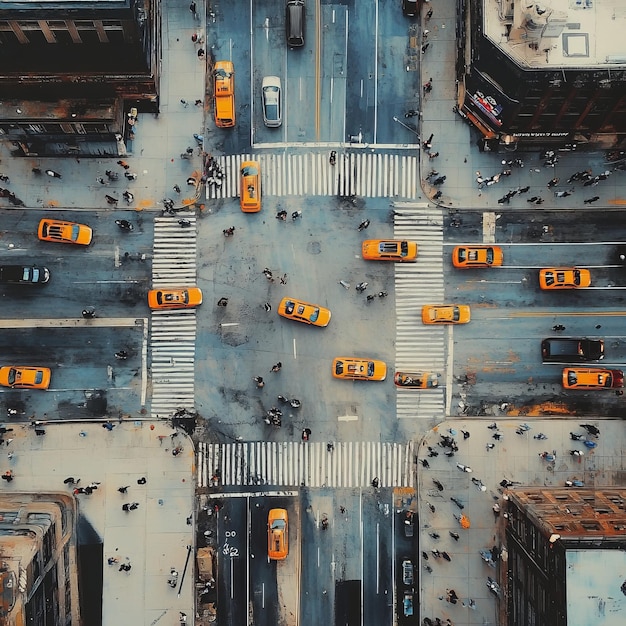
[422,304,471,325]
[267,508,288,560]
[332,357,387,381]
[394,371,440,389]
[214,60,235,128]
[277,297,331,327]
[37,219,93,246]
[0,366,51,390]
[240,160,261,212]
[362,240,418,262]
[147,287,203,310]
[452,245,503,269]
[562,367,624,390]
[539,268,591,290]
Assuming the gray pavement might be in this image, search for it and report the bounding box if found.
[0,419,195,626]
[416,417,623,626]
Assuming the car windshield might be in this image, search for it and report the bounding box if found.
[242,165,258,176]
[452,307,460,321]
[34,371,43,384]
[573,270,581,285]
[486,248,494,263]
[271,519,286,530]
[70,224,80,241]
[400,241,409,257]
[309,308,319,322]
[7,368,16,385]
[285,300,295,314]
[367,362,375,376]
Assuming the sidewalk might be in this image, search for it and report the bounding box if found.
[0,419,195,625]
[418,2,626,213]
[416,417,622,626]
[0,0,206,213]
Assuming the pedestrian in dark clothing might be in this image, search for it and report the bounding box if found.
[421,43,430,54]
[518,186,530,193]
[35,428,46,436]
[197,48,205,58]
[64,477,79,485]
[433,190,442,200]
[426,8,433,20]
[118,486,129,493]
[189,2,196,17]
[217,297,229,307]
[122,503,130,511]
[461,430,470,440]
[254,376,265,388]
[102,422,115,431]
[129,502,139,510]
[264,302,271,312]
[583,196,600,204]
[527,196,539,203]
[2,470,13,482]
[449,531,460,541]
[420,459,430,468]
[271,362,282,373]
[547,177,559,188]
[137,477,147,484]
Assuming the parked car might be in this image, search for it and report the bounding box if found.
[278,297,331,327]
[332,357,387,381]
[37,219,92,245]
[394,371,440,389]
[286,0,305,48]
[262,76,282,127]
[539,268,591,290]
[147,287,203,310]
[267,508,288,560]
[402,511,415,537]
[403,592,414,617]
[562,367,624,390]
[541,338,604,362]
[452,245,503,268]
[361,240,418,262]
[422,304,471,325]
[402,0,418,17]
[0,265,50,285]
[0,366,51,389]
[402,559,414,585]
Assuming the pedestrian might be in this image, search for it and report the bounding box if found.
[87,482,100,490]
[180,99,189,108]
[493,502,501,519]
[366,294,376,302]
[64,477,79,485]
[263,268,273,280]
[518,185,530,193]
[197,48,204,58]
[129,502,139,510]
[356,282,368,293]
[254,376,265,388]
[195,99,202,106]
[547,177,559,188]
[102,421,115,431]
[271,362,282,373]
[119,563,131,572]
[264,302,271,312]
[555,191,571,197]
[461,430,470,439]
[426,132,434,145]
[421,43,430,54]
[118,486,129,493]
[493,432,503,440]
[108,557,119,565]
[442,552,451,561]
[189,1,196,17]
[122,503,130,511]
[2,470,13,482]
[280,274,288,285]
[137,477,147,484]
[217,297,228,307]
[583,196,600,204]
[449,531,460,541]
[433,190,442,200]
[420,459,430,468]
[35,428,46,436]
[426,8,433,20]
[124,171,137,180]
[429,152,439,159]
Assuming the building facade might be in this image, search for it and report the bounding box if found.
[0,492,81,625]
[0,0,160,157]
[505,487,626,626]
[457,0,626,152]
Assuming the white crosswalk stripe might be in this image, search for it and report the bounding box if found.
[197,441,415,488]
[393,204,446,420]
[205,152,420,200]
[150,215,198,418]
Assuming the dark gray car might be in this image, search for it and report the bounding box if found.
[541,337,604,362]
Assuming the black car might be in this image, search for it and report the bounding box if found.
[0,265,50,285]
[402,0,418,17]
[541,338,604,362]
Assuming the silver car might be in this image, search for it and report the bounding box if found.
[262,76,282,128]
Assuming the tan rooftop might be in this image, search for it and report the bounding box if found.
[484,0,626,69]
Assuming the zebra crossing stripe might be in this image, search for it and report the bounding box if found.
[197,441,415,488]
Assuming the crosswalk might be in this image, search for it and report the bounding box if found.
[393,203,446,420]
[197,441,415,489]
[205,152,420,200]
[150,215,198,419]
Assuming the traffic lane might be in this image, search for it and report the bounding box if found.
[448,268,626,308]
[319,3,348,142]
[363,489,393,626]
[217,498,249,626]
[284,46,318,143]
[251,2,286,145]
[374,0,420,145]
[0,326,145,418]
[343,3,377,143]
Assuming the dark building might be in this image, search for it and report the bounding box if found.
[457,0,626,152]
[0,0,160,157]
[505,487,626,626]
[0,492,81,625]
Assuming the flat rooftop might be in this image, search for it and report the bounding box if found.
[483,0,626,69]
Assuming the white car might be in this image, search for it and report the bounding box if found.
[262,76,282,127]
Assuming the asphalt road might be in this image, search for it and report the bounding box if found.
[0,209,152,419]
[208,0,418,149]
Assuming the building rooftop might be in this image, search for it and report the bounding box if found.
[484,0,626,69]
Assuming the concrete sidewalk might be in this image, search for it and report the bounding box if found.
[418,2,626,213]
[0,0,207,213]
[416,416,624,626]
